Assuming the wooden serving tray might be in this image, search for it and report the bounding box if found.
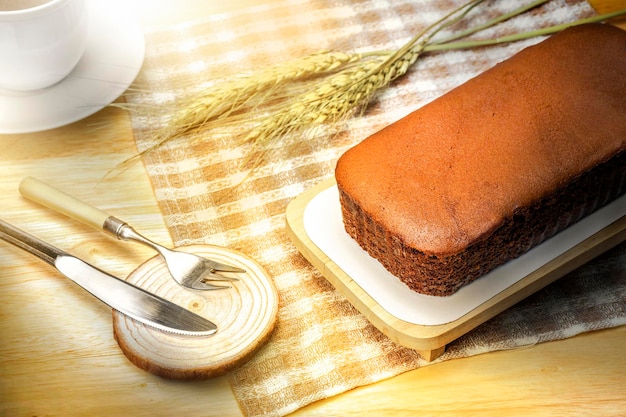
[286,178,626,361]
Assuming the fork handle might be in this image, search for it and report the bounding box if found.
[19,177,113,232]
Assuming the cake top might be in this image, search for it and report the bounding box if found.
[335,24,626,256]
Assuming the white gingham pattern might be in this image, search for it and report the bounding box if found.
[126,1,626,416]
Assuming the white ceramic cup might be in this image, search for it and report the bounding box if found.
[0,0,88,91]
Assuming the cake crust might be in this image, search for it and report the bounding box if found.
[335,24,626,296]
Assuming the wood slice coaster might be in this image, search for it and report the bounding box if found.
[112,244,278,380]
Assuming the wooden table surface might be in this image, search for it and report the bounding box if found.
[1,1,624,416]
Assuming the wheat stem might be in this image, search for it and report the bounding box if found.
[425,8,626,52]
[430,0,550,46]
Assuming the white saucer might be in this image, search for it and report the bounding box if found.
[0,0,145,134]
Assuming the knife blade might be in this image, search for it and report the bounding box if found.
[0,219,217,336]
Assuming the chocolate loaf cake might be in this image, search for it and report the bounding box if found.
[335,23,626,297]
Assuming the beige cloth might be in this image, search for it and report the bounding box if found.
[126,1,625,416]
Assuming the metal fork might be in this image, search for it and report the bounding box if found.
[19,177,245,290]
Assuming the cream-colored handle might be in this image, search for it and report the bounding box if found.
[19,177,110,231]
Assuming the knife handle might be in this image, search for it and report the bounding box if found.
[19,177,111,232]
[0,218,65,265]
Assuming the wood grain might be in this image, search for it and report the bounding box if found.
[0,1,624,416]
[113,244,278,380]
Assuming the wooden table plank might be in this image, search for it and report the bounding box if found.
[1,1,624,416]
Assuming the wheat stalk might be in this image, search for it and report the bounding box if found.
[240,0,491,143]
[122,0,626,173]
[127,51,363,158]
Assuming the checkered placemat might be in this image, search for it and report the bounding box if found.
[125,1,625,415]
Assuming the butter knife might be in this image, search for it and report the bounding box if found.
[0,219,217,336]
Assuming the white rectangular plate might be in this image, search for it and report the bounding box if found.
[304,185,626,326]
